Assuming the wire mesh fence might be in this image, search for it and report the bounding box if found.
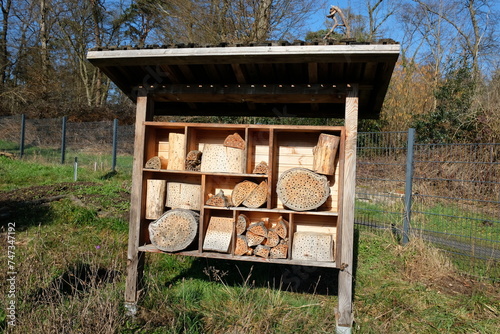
[411,143,499,279]
[0,115,498,280]
[0,115,134,172]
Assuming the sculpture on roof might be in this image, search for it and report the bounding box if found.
[324,5,351,39]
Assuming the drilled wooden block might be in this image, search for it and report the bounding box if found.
[165,182,201,210]
[200,144,245,173]
[203,216,234,253]
[145,179,166,220]
[148,209,199,252]
[168,133,186,170]
[276,168,330,211]
[292,232,334,262]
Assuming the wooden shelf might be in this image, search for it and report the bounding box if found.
[143,168,268,178]
[204,205,338,216]
[139,123,345,268]
[138,244,338,268]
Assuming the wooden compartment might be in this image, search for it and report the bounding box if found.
[271,129,342,212]
[144,124,186,170]
[291,214,338,264]
[138,123,343,268]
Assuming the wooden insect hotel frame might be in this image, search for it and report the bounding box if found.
[87,41,399,331]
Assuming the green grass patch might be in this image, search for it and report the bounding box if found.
[1,158,498,333]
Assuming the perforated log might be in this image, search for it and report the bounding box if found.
[292,232,334,262]
[200,144,245,173]
[168,133,186,170]
[254,245,270,258]
[270,243,288,259]
[264,230,280,247]
[165,182,201,210]
[223,132,245,150]
[247,221,268,237]
[232,180,258,207]
[145,156,162,170]
[236,214,250,235]
[145,179,166,219]
[148,209,199,252]
[312,133,340,175]
[253,161,268,174]
[205,190,231,207]
[246,230,265,247]
[276,168,330,211]
[235,235,249,256]
[202,216,234,253]
[273,216,288,239]
[242,180,268,208]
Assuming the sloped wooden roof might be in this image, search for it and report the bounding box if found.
[87,41,400,119]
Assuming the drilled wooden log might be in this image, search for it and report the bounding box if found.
[246,230,265,247]
[205,190,231,207]
[148,209,199,252]
[270,243,288,259]
[264,230,280,247]
[247,221,268,237]
[145,156,162,170]
[223,132,245,150]
[242,180,268,208]
[168,133,186,170]
[253,161,268,174]
[313,133,340,175]
[254,245,270,258]
[276,168,330,211]
[203,216,234,253]
[236,214,250,235]
[292,232,334,262]
[165,182,201,210]
[232,180,258,207]
[235,235,249,256]
[275,217,289,239]
[145,179,166,219]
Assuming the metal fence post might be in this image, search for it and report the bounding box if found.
[20,114,26,158]
[61,116,67,164]
[402,128,416,245]
[112,118,118,171]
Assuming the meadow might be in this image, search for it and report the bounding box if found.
[0,156,498,333]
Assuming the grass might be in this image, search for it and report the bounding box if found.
[0,158,499,333]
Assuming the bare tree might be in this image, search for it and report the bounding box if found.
[0,0,11,84]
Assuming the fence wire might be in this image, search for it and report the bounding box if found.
[0,115,498,280]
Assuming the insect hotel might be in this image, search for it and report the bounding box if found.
[87,41,400,331]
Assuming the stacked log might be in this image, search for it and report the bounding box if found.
[235,214,288,259]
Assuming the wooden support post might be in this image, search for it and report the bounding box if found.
[125,90,153,315]
[336,84,358,331]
